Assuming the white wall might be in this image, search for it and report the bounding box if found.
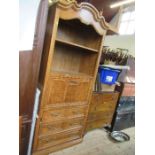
[19,0,40,51]
[104,35,135,56]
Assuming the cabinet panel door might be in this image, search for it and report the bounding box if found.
[65,78,91,102]
[47,78,67,105]
[45,76,91,107]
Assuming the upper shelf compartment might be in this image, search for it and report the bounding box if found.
[55,38,98,53]
[56,19,102,52]
[56,0,118,34]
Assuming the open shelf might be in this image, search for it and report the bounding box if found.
[56,38,98,53]
[50,19,101,77]
[57,19,102,51]
[51,42,98,77]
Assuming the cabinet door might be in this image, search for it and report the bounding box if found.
[46,77,68,105]
[45,76,91,107]
[65,78,91,103]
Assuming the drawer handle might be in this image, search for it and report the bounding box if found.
[45,139,49,143]
[51,112,59,117]
[69,81,79,85]
[73,111,79,114]
[47,126,56,130]
[104,102,108,104]
[41,139,49,143]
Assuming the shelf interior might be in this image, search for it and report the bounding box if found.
[56,19,102,51]
[56,38,98,53]
[51,43,98,77]
[50,18,103,77]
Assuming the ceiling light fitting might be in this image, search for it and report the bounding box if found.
[110,0,135,8]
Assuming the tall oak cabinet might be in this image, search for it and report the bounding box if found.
[33,1,109,154]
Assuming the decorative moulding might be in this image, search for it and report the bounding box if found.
[49,0,118,35]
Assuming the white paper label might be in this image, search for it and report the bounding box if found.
[106,76,113,82]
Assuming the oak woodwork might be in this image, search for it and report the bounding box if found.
[20,1,122,154]
[76,0,122,34]
[41,105,88,123]
[40,75,92,108]
[37,128,82,150]
[86,92,119,131]
[51,42,98,76]
[56,19,101,50]
[77,0,120,22]
[39,117,84,136]
[33,0,108,154]
[56,38,99,52]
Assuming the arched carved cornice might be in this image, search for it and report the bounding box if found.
[50,0,112,35]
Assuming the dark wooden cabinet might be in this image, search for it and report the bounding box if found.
[32,1,110,155]
[86,92,119,131]
[19,1,48,154]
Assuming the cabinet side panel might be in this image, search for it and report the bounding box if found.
[33,5,60,152]
[39,5,57,88]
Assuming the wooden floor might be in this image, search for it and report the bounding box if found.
[49,127,135,155]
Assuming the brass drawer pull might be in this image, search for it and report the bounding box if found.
[69,81,79,85]
[104,102,108,104]
[45,139,49,143]
[47,126,56,130]
[51,112,59,117]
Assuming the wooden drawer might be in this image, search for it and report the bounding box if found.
[45,76,91,106]
[37,128,81,150]
[39,117,84,136]
[87,112,113,122]
[89,100,117,113]
[41,106,87,123]
[86,118,112,131]
[86,92,119,132]
[92,92,119,103]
